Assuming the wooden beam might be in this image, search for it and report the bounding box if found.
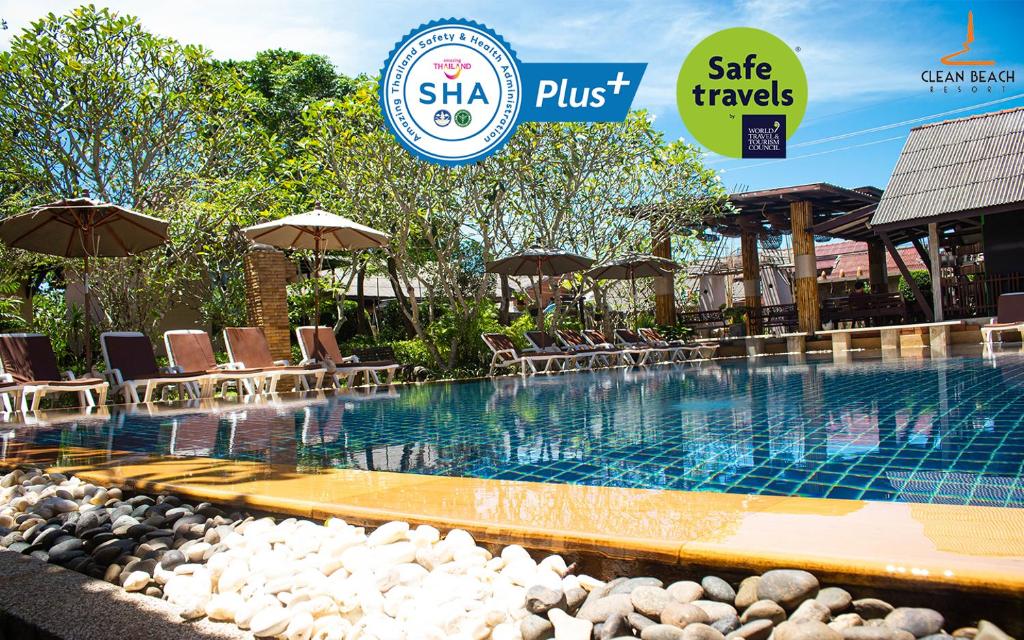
[740,230,761,334]
[911,238,930,274]
[790,201,820,333]
[867,239,888,294]
[652,225,675,325]
[880,231,933,321]
[928,223,944,321]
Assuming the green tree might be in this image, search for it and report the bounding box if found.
[226,49,361,149]
[0,5,272,347]
[492,115,728,331]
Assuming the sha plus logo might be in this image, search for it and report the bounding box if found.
[380,18,647,166]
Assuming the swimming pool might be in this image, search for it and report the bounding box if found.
[5,354,1024,508]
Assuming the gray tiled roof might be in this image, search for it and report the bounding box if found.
[871,106,1024,228]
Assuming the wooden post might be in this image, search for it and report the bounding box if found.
[879,231,933,322]
[652,226,676,325]
[928,223,944,321]
[867,239,888,294]
[790,201,820,333]
[740,230,761,334]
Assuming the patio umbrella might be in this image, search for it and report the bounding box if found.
[587,254,679,329]
[486,246,594,330]
[0,195,169,369]
[242,205,389,354]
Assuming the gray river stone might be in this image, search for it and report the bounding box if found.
[632,586,672,618]
[816,587,852,614]
[701,577,736,604]
[852,599,894,620]
[885,609,945,638]
[756,570,819,611]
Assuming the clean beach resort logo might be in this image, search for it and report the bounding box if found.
[380,18,647,166]
[676,28,807,159]
[921,11,1016,94]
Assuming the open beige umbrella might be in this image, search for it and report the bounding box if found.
[242,205,389,354]
[588,254,679,329]
[0,195,169,369]
[486,246,594,331]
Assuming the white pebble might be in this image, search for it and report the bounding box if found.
[122,571,150,592]
[250,606,292,638]
[206,592,244,621]
[285,611,314,640]
[367,520,410,546]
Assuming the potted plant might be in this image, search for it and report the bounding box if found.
[721,305,748,337]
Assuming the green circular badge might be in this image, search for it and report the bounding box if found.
[676,28,807,158]
[455,109,473,128]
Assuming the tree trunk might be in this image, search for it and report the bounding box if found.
[385,256,417,338]
[499,274,511,325]
[356,263,368,335]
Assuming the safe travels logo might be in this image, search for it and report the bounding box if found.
[675,28,807,159]
[380,19,646,166]
[921,10,1016,93]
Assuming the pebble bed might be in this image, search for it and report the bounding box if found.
[0,467,1017,640]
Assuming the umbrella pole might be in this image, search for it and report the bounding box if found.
[536,259,544,332]
[630,269,638,331]
[313,234,323,359]
[83,254,92,371]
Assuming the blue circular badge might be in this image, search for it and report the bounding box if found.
[380,19,523,166]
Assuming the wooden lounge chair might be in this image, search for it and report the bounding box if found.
[223,327,325,392]
[164,330,268,397]
[524,331,593,369]
[100,332,210,404]
[0,375,25,413]
[614,328,680,363]
[296,326,400,387]
[555,329,624,368]
[583,329,648,366]
[638,327,718,361]
[0,333,109,411]
[982,293,1024,348]
[481,333,574,377]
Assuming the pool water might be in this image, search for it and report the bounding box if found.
[6,354,1024,508]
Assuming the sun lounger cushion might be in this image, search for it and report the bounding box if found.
[166,332,219,372]
[0,334,105,387]
[0,334,65,383]
[168,331,266,376]
[297,327,396,368]
[103,334,167,379]
[224,327,279,369]
[996,293,1024,324]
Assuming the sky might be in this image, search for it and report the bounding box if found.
[1,0,1023,194]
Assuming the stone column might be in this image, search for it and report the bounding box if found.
[741,230,762,334]
[867,239,888,294]
[652,226,676,325]
[791,201,820,333]
[243,244,295,362]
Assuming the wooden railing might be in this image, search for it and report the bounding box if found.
[942,273,1024,319]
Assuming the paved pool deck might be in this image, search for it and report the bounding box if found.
[16,445,1022,599]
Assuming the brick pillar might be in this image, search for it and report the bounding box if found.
[243,245,295,361]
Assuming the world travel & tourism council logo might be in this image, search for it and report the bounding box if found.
[380,18,646,166]
[920,11,1016,94]
[675,28,807,159]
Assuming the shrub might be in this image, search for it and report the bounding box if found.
[31,289,86,372]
